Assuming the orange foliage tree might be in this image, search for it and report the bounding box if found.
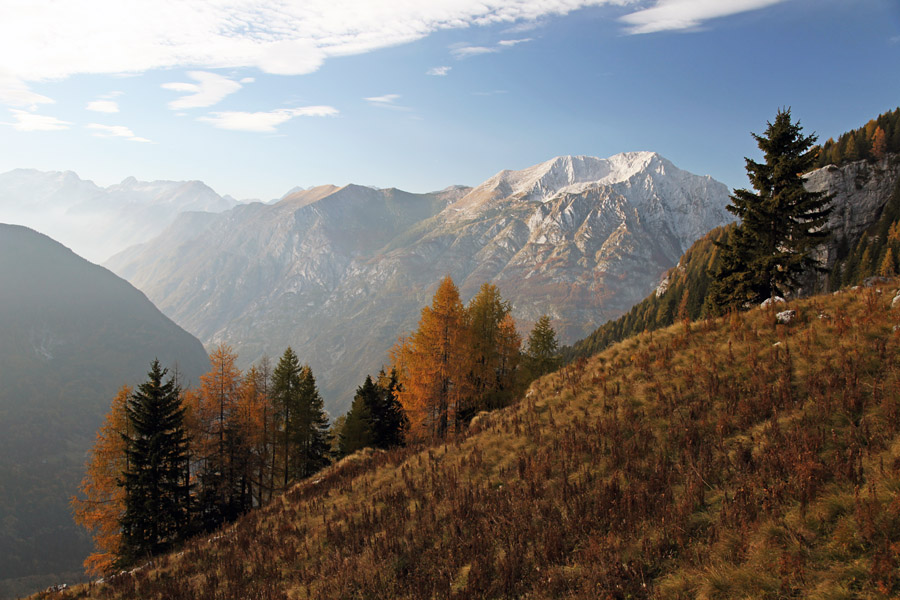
[467,283,522,413]
[71,386,130,576]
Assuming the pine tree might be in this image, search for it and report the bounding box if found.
[292,365,331,479]
[119,360,191,565]
[372,368,409,449]
[339,380,375,456]
[709,109,832,310]
[524,315,560,380]
[72,386,130,576]
[272,347,302,490]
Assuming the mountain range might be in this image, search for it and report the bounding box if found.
[106,152,733,412]
[0,170,237,263]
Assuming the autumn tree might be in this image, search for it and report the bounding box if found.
[393,276,472,439]
[71,386,130,576]
[709,109,832,309]
[873,126,888,160]
[466,283,522,416]
[191,344,247,531]
[119,360,191,565]
[239,362,275,505]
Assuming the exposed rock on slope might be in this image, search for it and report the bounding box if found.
[107,153,732,412]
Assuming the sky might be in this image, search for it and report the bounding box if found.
[0,0,898,201]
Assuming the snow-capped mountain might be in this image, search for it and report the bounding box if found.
[0,169,237,262]
[106,153,733,412]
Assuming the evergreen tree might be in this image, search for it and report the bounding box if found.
[272,347,302,490]
[339,381,375,456]
[524,315,560,380]
[372,368,409,449]
[292,365,331,479]
[709,109,832,310]
[119,360,191,565]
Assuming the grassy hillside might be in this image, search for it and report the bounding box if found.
[37,281,900,599]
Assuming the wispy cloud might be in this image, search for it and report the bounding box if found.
[451,36,534,59]
[620,0,788,35]
[86,99,119,113]
[498,38,533,46]
[87,123,151,142]
[198,106,338,132]
[451,45,499,59]
[426,66,452,76]
[5,109,70,131]
[364,94,401,105]
[162,71,244,110]
[364,94,412,111]
[0,75,53,109]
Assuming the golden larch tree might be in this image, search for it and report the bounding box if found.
[71,385,131,576]
[393,275,472,439]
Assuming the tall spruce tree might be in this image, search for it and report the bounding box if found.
[292,365,331,479]
[372,368,408,449]
[709,109,832,309]
[119,360,191,565]
[272,347,301,490]
[524,315,560,380]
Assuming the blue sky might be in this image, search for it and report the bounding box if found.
[0,0,898,201]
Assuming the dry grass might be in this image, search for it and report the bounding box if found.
[34,283,900,600]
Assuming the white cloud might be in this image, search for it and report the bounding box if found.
[620,0,787,34]
[5,109,70,131]
[498,37,532,46]
[426,66,452,76]
[451,45,499,59]
[198,106,338,132]
[0,73,53,109]
[162,71,243,110]
[0,1,631,90]
[364,94,401,105]
[86,99,119,113]
[87,123,151,142]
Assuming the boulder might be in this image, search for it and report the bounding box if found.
[776,309,796,324]
[760,296,786,308]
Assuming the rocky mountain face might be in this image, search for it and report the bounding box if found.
[0,169,237,263]
[0,224,211,599]
[106,152,732,412]
[804,155,900,266]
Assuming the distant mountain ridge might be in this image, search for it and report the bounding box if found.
[0,224,210,599]
[106,152,732,413]
[0,169,238,263]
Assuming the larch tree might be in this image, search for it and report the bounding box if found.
[466,283,521,414]
[392,275,472,439]
[71,385,131,576]
[119,360,191,565]
[193,344,246,531]
[709,108,832,310]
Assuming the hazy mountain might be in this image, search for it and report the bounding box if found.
[107,152,731,413]
[0,224,210,599]
[0,169,237,263]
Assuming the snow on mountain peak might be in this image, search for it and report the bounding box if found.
[479,151,668,202]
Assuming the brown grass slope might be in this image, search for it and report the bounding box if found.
[38,284,900,599]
